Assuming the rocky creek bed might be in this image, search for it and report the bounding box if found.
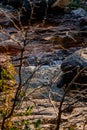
[0,3,87,130]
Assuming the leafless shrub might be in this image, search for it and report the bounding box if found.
[55,67,87,130]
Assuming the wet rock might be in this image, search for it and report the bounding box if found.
[71,8,87,17]
[58,48,87,88]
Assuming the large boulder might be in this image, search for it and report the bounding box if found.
[61,48,87,72]
[57,48,87,88]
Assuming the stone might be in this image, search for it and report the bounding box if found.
[57,48,87,87]
[71,8,87,17]
[0,6,18,27]
[80,16,87,26]
[61,48,87,72]
[51,34,83,48]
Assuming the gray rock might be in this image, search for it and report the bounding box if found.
[57,48,87,88]
[20,65,61,87]
[61,48,87,72]
[71,8,87,17]
[0,6,18,27]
